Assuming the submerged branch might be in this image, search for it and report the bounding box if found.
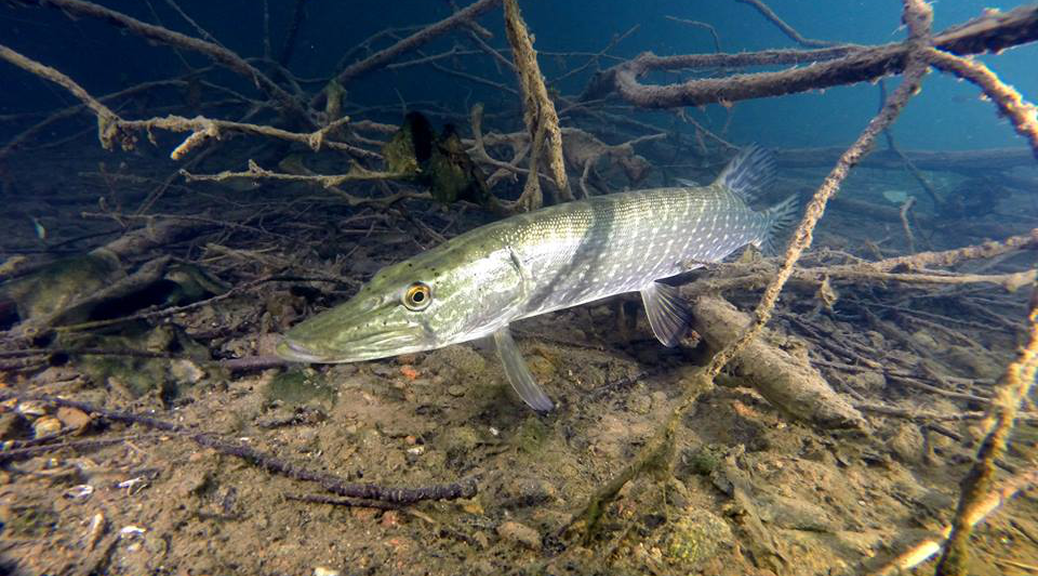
[582,5,1038,109]
[734,0,835,48]
[873,464,1038,576]
[0,44,374,161]
[16,0,312,125]
[936,285,1038,575]
[181,159,411,187]
[504,0,571,205]
[0,43,136,152]
[687,228,1038,295]
[0,391,477,505]
[317,0,503,104]
[923,47,1038,161]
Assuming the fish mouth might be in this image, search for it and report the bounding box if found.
[275,330,430,364]
[276,337,334,363]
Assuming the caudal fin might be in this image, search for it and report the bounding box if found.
[714,144,776,203]
[759,194,801,255]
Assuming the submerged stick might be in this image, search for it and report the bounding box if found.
[690,295,868,429]
[279,0,310,66]
[0,44,135,152]
[566,3,936,544]
[582,5,1037,108]
[899,196,917,254]
[0,391,477,504]
[504,0,572,203]
[17,0,311,125]
[701,60,931,383]
[871,465,1038,576]
[318,0,503,103]
[923,47,1038,161]
[0,44,370,161]
[936,286,1038,575]
[734,0,834,48]
[698,0,933,383]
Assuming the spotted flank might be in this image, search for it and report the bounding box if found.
[277,145,800,412]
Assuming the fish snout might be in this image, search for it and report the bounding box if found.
[275,337,328,363]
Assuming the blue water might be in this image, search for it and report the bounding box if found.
[1,0,1035,152]
[0,4,1036,574]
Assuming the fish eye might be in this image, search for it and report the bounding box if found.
[402,282,432,311]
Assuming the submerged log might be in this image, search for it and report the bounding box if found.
[688,295,869,430]
[581,5,1038,109]
[776,146,1035,173]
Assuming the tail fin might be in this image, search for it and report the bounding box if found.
[714,144,776,203]
[758,194,800,255]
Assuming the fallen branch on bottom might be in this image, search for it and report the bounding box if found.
[868,464,1038,576]
[686,228,1038,295]
[0,390,476,505]
[689,294,869,430]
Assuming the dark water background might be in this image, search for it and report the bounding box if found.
[1,0,1035,152]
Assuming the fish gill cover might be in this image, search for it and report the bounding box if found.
[0,1,1037,575]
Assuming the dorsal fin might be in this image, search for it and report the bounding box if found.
[713,144,776,203]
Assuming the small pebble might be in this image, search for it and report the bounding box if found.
[446,384,466,397]
[64,484,94,499]
[56,407,91,432]
[313,568,340,576]
[33,416,62,438]
[170,359,205,385]
[119,526,146,538]
[381,510,401,527]
[496,520,541,550]
[627,394,652,415]
[17,401,47,417]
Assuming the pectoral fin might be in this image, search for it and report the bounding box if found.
[492,327,554,412]
[640,282,693,347]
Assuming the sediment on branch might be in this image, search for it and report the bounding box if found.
[689,295,869,430]
[581,5,1038,109]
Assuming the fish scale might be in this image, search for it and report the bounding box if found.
[505,184,769,319]
[277,145,800,412]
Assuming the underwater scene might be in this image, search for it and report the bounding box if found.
[1,0,1037,574]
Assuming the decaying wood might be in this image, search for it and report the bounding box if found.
[1,0,1037,572]
[690,295,868,430]
[0,390,479,505]
[503,0,571,207]
[937,285,1038,575]
[776,146,1036,173]
[581,5,1038,109]
[320,0,503,99]
[17,0,313,125]
[871,464,1038,576]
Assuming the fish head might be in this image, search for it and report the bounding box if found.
[276,244,527,363]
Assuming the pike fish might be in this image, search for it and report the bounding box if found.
[276,145,799,411]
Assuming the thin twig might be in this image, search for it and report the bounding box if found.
[734,0,835,47]
[318,0,503,102]
[18,0,311,124]
[0,391,479,505]
[924,47,1038,161]
[504,0,572,204]
[871,465,1038,576]
[664,17,721,52]
[936,285,1038,575]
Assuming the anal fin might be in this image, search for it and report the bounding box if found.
[640,282,693,347]
[492,327,554,412]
